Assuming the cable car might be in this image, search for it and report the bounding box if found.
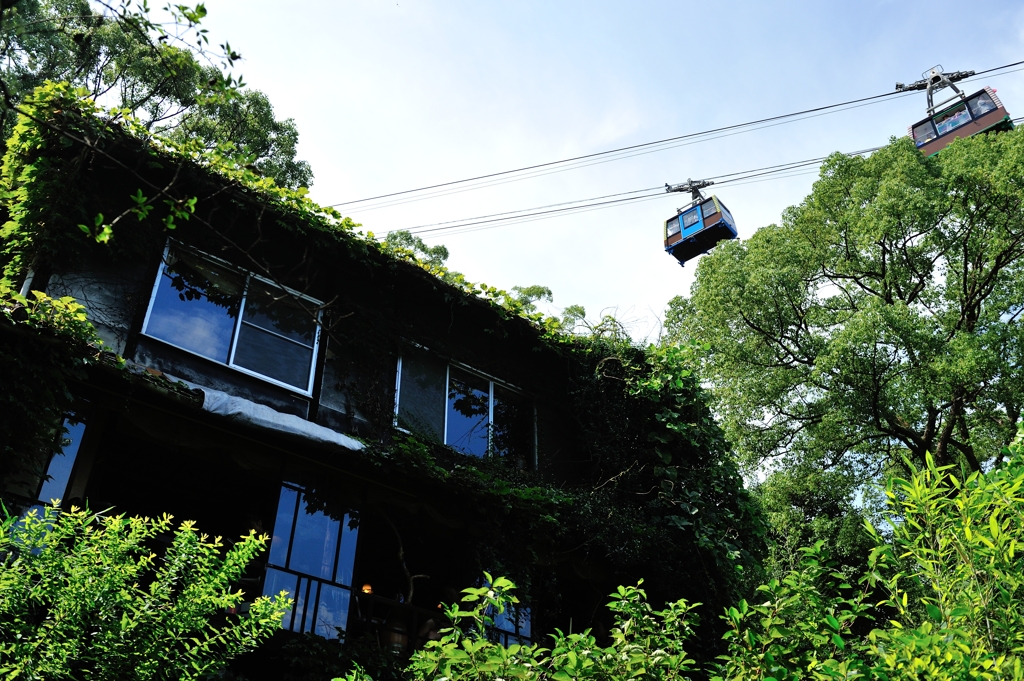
[663,179,737,267]
[898,66,1014,156]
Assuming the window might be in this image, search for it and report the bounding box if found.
[681,208,701,229]
[913,120,938,147]
[968,91,997,119]
[701,199,719,218]
[142,245,321,394]
[395,348,535,464]
[933,102,971,136]
[490,606,532,646]
[665,215,681,238]
[36,417,85,505]
[262,484,359,639]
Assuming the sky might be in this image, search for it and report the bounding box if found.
[198,0,1024,340]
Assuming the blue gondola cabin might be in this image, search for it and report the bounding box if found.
[664,196,738,266]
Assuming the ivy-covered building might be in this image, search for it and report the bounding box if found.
[0,87,760,674]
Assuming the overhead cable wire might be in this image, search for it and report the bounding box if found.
[345,93,915,214]
[395,156,825,234]
[347,97,909,215]
[397,147,883,237]
[418,167,829,239]
[346,63,1019,215]
[331,58,1024,210]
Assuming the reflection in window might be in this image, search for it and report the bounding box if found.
[263,484,358,639]
[490,606,532,646]
[396,352,535,463]
[145,248,241,363]
[37,418,86,504]
[681,209,701,229]
[447,368,490,456]
[493,386,532,465]
[143,245,321,393]
[968,91,997,119]
[701,200,719,218]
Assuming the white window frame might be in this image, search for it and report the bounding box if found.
[141,243,323,396]
[393,348,537,466]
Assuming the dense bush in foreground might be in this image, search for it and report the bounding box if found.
[0,507,288,680]
[340,428,1024,681]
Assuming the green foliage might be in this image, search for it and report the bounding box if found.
[337,428,1024,681]
[715,427,1024,680]
[509,284,553,314]
[382,230,451,269]
[0,0,311,186]
[163,86,314,189]
[671,129,1024,480]
[1,282,99,345]
[0,504,290,680]
[394,575,699,681]
[0,279,100,495]
[755,466,875,584]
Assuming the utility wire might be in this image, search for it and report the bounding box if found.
[331,58,1024,209]
[396,148,882,236]
[349,97,908,215]
[347,67,1023,216]
[338,93,907,212]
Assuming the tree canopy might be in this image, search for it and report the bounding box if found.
[667,129,1024,479]
[0,0,312,188]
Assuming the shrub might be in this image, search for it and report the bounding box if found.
[0,505,289,680]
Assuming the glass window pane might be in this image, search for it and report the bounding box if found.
[288,494,340,580]
[313,583,351,639]
[233,323,314,389]
[493,386,532,464]
[336,516,359,586]
[447,368,490,456]
[933,103,970,136]
[701,200,718,217]
[517,608,532,638]
[968,91,997,118]
[397,350,447,442]
[493,608,513,633]
[262,567,299,629]
[913,121,937,147]
[665,216,680,237]
[145,248,242,362]
[295,577,312,633]
[243,280,317,346]
[681,209,701,228]
[269,486,299,567]
[38,419,86,504]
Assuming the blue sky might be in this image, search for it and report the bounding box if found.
[200,1,1024,338]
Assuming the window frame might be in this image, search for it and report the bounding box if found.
[393,348,538,466]
[141,243,323,396]
[263,483,359,639]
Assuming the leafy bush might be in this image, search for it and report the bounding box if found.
[0,505,289,680]
[336,428,1024,681]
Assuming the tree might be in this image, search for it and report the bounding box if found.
[667,130,1024,478]
[381,230,451,269]
[0,504,289,680]
[163,86,313,189]
[754,465,875,583]
[509,284,552,314]
[0,0,313,188]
